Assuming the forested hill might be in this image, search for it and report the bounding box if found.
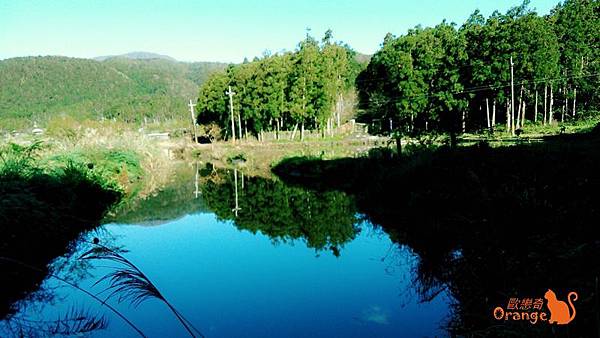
[0,55,227,123]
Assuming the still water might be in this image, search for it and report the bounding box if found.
[2,166,451,337]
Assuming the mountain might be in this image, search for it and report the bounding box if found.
[354,52,372,64]
[0,55,227,125]
[94,51,177,62]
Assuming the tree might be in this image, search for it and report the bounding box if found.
[196,31,359,141]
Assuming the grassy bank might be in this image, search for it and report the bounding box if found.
[0,142,125,319]
[193,136,391,177]
[0,118,180,320]
[3,116,182,199]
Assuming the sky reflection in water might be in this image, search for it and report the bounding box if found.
[12,212,450,338]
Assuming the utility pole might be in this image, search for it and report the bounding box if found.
[510,56,515,135]
[188,99,198,142]
[226,86,236,143]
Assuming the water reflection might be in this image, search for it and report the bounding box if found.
[273,141,600,337]
[199,165,360,255]
[1,163,453,337]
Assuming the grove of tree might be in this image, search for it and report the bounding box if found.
[356,0,599,137]
[196,30,364,140]
[197,1,598,142]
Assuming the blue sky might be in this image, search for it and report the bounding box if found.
[0,0,559,63]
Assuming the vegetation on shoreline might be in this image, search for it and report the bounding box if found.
[5,117,177,197]
[0,117,180,320]
[0,142,123,319]
[193,136,387,177]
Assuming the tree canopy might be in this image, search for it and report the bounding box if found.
[356,0,599,136]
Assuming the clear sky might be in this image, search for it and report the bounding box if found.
[0,0,559,63]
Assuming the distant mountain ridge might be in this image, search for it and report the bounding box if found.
[94,51,177,62]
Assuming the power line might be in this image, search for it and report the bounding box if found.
[367,72,600,106]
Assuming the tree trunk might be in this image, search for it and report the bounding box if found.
[549,85,554,125]
[560,97,567,122]
[506,100,511,132]
[291,123,298,140]
[396,137,402,158]
[535,89,538,123]
[486,98,491,130]
[573,87,577,118]
[337,92,342,128]
[564,86,568,121]
[543,84,548,125]
[492,99,496,132]
[301,122,305,141]
[237,115,242,142]
[516,86,523,130]
[516,103,521,130]
[461,111,466,133]
[521,101,526,128]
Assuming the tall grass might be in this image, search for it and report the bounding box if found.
[42,116,174,199]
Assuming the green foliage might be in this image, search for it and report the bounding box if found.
[552,0,600,109]
[46,148,143,198]
[0,141,45,180]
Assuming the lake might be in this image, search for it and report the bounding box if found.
[0,165,452,337]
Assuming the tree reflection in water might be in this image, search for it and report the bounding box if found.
[199,165,361,256]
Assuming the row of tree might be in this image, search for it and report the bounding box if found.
[196,30,363,140]
[357,0,599,137]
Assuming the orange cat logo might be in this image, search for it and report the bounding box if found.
[544,289,578,325]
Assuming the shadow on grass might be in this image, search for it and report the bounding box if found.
[273,128,600,337]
